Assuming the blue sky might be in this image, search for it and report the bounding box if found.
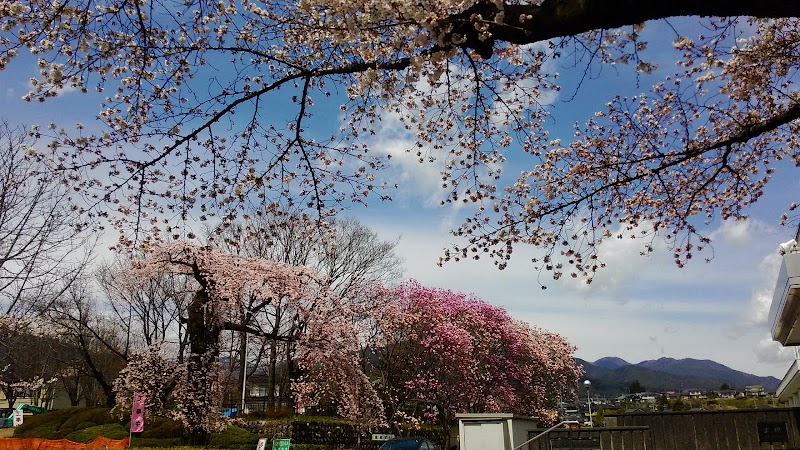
[1,18,799,380]
[356,203,796,378]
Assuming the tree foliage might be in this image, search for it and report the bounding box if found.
[0,123,92,408]
[115,241,383,442]
[0,122,89,317]
[212,213,402,412]
[214,214,403,296]
[628,380,645,394]
[365,281,581,427]
[48,275,136,407]
[2,2,800,281]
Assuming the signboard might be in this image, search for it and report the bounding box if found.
[758,422,789,443]
[130,393,146,433]
[272,439,290,450]
[12,410,23,427]
[256,438,268,450]
[372,434,395,441]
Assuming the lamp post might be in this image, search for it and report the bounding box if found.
[584,380,593,427]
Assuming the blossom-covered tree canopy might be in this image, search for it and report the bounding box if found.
[367,281,582,425]
[2,2,800,282]
[118,242,384,441]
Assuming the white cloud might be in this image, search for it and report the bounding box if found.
[741,253,782,327]
[363,64,472,205]
[711,217,775,246]
[716,219,751,244]
[501,41,560,107]
[26,78,79,97]
[373,135,446,205]
[363,48,561,205]
[755,336,796,365]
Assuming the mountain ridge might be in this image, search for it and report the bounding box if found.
[592,357,631,370]
[576,356,780,396]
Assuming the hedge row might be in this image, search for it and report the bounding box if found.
[13,407,183,443]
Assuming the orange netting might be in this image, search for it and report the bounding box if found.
[0,437,129,450]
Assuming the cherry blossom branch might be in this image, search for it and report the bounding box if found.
[536,101,800,219]
[221,321,296,342]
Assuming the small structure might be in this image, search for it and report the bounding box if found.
[638,392,661,403]
[768,251,800,345]
[456,413,538,450]
[768,236,800,404]
[685,388,705,398]
[777,359,800,406]
[745,385,766,397]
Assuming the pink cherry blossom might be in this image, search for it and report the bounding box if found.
[116,241,384,441]
[365,281,582,427]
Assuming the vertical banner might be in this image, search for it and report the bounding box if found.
[12,409,23,427]
[130,393,145,433]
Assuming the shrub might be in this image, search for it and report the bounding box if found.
[141,417,183,439]
[225,444,259,450]
[65,423,129,442]
[14,407,118,439]
[74,422,97,431]
[129,438,183,447]
[209,426,259,448]
[61,408,116,434]
[14,423,60,439]
[14,408,74,437]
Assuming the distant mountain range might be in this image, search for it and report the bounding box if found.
[576,357,781,396]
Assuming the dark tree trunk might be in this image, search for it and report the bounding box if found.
[3,387,16,409]
[61,377,82,407]
[238,331,247,412]
[285,330,296,411]
[236,311,255,414]
[75,333,117,408]
[185,288,222,445]
[268,339,277,410]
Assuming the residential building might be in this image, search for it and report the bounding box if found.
[767,238,800,405]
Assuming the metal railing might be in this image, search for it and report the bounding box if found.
[512,421,574,450]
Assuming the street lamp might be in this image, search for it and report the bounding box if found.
[584,380,593,427]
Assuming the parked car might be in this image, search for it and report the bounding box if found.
[378,437,440,450]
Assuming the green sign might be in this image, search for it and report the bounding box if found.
[272,439,290,450]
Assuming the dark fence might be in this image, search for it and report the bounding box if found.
[241,399,292,413]
[524,427,650,450]
[600,408,800,450]
[242,420,449,450]
[241,408,800,449]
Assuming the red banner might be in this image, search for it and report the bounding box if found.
[130,393,145,433]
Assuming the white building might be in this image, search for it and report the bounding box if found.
[768,240,800,405]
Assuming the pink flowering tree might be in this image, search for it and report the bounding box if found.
[117,241,383,443]
[2,3,800,283]
[112,346,183,422]
[365,281,582,432]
